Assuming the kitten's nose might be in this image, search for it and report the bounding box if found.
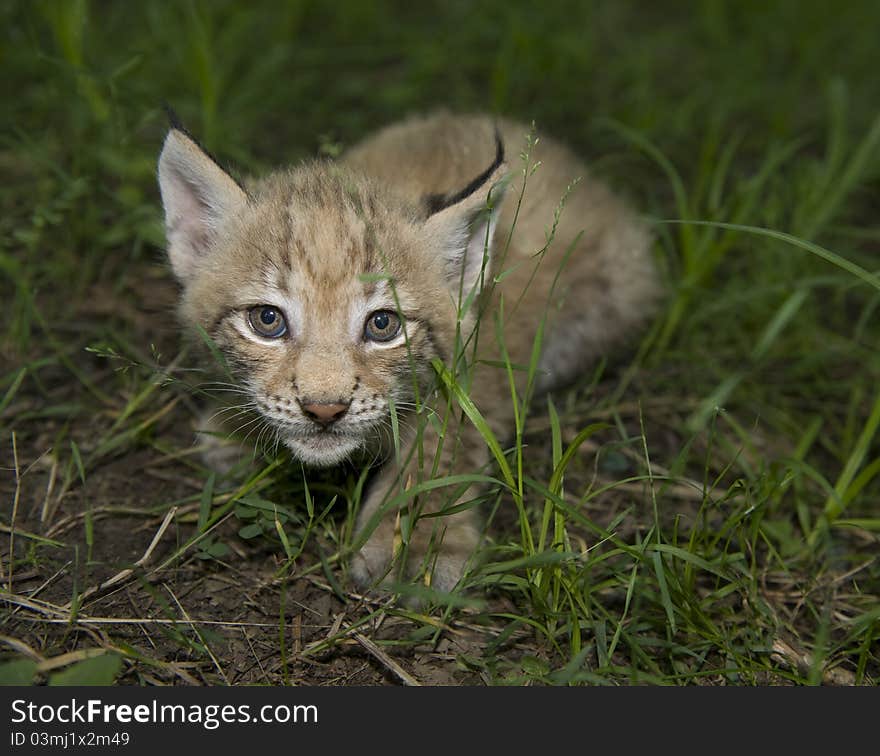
[300,401,350,427]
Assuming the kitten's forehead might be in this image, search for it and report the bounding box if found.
[287,201,372,285]
[251,162,418,287]
[257,209,392,318]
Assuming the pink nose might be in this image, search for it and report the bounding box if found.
[300,401,350,427]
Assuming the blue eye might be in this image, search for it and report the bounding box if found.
[248,305,287,338]
[364,310,401,342]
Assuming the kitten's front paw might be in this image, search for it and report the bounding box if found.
[349,518,395,590]
[350,516,477,596]
[349,541,392,591]
[350,542,469,597]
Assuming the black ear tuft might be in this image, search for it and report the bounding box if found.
[425,126,505,216]
[162,103,186,132]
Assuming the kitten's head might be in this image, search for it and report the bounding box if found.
[157,126,507,466]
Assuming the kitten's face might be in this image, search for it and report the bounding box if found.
[158,129,505,467]
[184,168,456,465]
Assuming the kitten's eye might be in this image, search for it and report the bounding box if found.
[364,310,402,342]
[248,305,288,338]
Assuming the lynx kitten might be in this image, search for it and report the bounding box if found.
[158,111,659,594]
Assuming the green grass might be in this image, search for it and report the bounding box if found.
[1,0,878,686]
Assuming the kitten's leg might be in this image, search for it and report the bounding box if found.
[350,420,485,594]
[349,463,401,588]
[350,481,481,594]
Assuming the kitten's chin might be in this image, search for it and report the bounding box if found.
[284,433,363,468]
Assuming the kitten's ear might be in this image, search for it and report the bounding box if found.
[423,135,509,302]
[157,129,247,283]
[424,165,509,302]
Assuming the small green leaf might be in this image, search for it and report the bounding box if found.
[49,654,122,686]
[234,504,258,519]
[238,522,264,539]
[274,515,295,559]
[197,541,231,559]
[0,659,38,685]
[520,656,550,677]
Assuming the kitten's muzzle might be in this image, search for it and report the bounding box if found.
[298,400,350,427]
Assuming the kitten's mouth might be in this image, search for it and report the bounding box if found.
[283,429,364,468]
[255,400,386,467]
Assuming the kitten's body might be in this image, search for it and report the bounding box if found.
[158,111,660,593]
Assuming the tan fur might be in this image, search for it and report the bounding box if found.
[158,111,661,594]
